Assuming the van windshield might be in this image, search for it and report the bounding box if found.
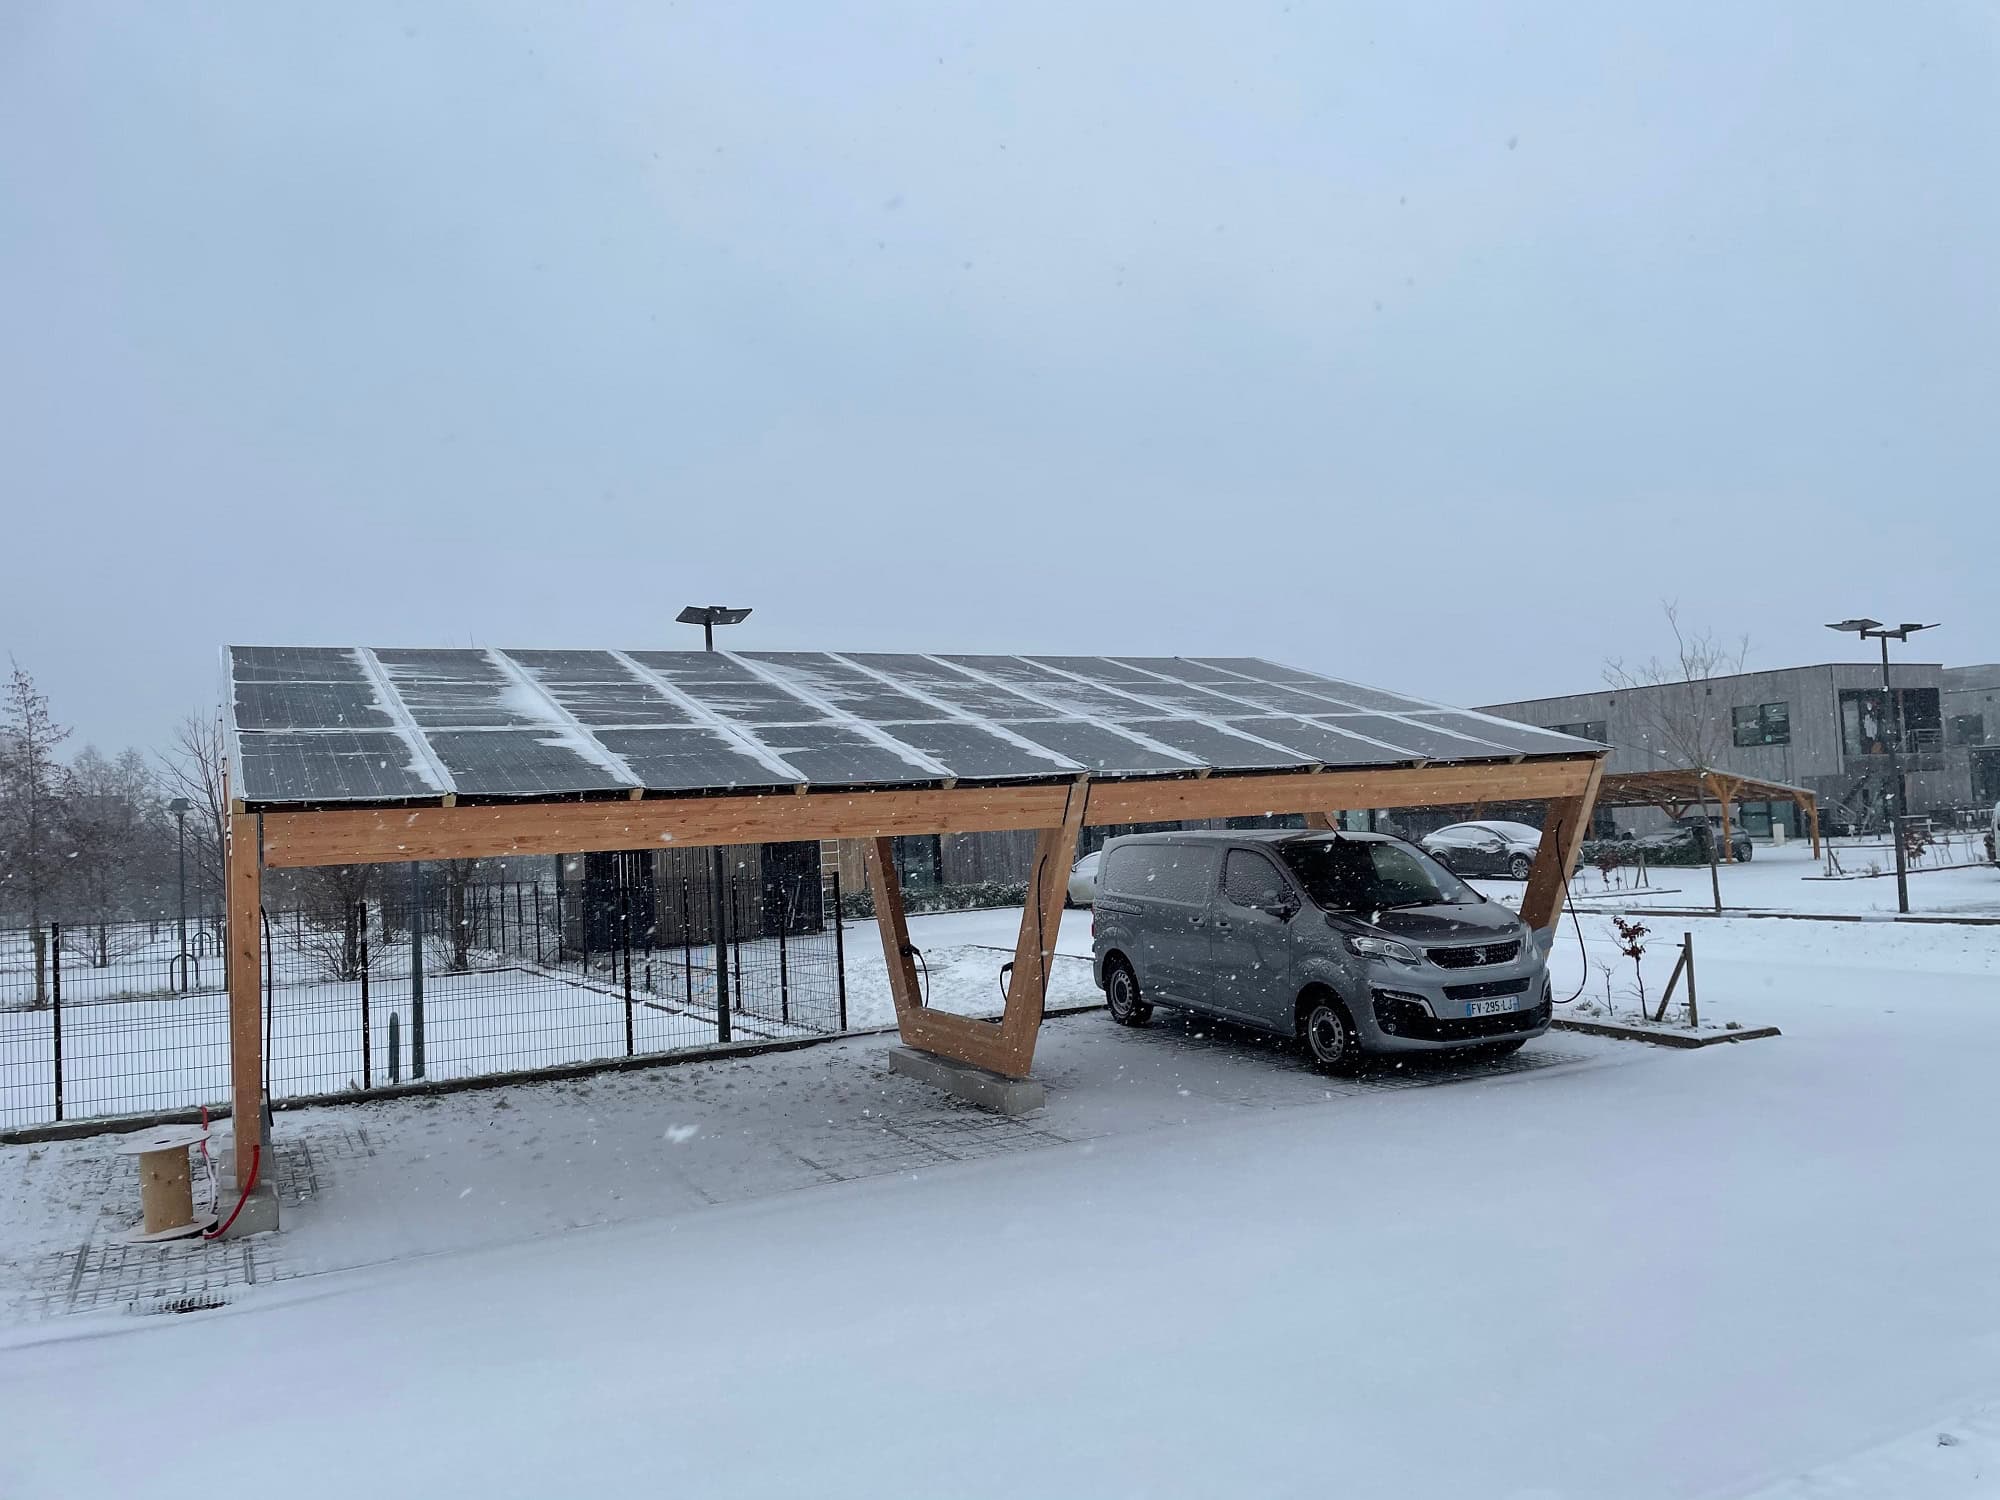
[1278,838,1479,913]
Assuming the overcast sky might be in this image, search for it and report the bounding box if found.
[3,2,1996,754]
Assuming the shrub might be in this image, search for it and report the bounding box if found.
[838,880,1033,920]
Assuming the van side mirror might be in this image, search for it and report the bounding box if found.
[1267,894,1301,920]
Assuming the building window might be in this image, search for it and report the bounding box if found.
[1553,719,1608,742]
[1840,688,1942,757]
[1949,713,1986,747]
[1731,702,1791,747]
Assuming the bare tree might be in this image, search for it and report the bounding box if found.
[1604,602,1750,911]
[0,664,73,1004]
[291,863,375,980]
[158,710,227,912]
[65,746,165,964]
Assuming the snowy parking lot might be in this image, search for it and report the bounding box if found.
[3,897,2000,1497]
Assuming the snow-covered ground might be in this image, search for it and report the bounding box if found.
[1552,836,2000,918]
[2,901,1998,1497]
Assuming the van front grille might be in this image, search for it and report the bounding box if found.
[1428,939,1520,969]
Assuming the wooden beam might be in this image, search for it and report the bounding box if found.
[260,758,1603,872]
[1082,759,1595,827]
[226,812,264,1189]
[863,837,922,1021]
[1519,756,1606,936]
[263,783,1076,869]
[995,782,1091,1066]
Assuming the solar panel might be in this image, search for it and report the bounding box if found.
[224,647,1599,806]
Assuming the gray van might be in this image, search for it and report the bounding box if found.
[1090,830,1552,1073]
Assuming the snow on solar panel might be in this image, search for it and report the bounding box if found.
[224,648,1598,806]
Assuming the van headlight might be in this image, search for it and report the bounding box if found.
[1345,934,1422,966]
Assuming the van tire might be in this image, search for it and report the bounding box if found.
[1104,958,1152,1026]
[1299,990,1363,1075]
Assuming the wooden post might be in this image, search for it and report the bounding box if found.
[227,811,265,1189]
[1520,757,1606,937]
[1303,810,1339,832]
[1804,795,1822,857]
[996,781,1091,1059]
[864,837,922,1020]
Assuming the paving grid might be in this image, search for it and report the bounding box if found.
[17,1133,367,1320]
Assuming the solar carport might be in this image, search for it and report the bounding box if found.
[220,648,1607,1192]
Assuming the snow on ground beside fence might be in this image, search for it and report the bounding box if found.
[0,909,1094,1132]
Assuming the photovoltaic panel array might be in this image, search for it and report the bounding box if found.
[224,647,1601,807]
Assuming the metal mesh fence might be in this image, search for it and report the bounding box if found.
[0,847,847,1133]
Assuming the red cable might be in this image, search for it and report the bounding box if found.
[204,1143,261,1240]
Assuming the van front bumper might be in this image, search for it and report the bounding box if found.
[1366,990,1552,1047]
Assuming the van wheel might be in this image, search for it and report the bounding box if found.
[1300,992,1363,1075]
[1105,959,1152,1026]
[1508,854,1533,880]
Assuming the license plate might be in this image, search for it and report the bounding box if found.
[1465,996,1519,1018]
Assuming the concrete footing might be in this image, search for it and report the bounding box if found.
[212,1179,281,1238]
[212,1146,282,1237]
[887,1046,1048,1116]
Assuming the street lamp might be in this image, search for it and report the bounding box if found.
[1825,617,1941,915]
[166,797,191,991]
[675,604,752,653]
[677,603,752,1042]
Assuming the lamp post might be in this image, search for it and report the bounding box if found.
[675,603,752,653]
[1826,618,1941,915]
[678,604,753,1042]
[167,797,191,991]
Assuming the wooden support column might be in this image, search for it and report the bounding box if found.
[1303,810,1339,832]
[863,837,922,1021]
[226,811,265,1188]
[1804,796,1822,856]
[1519,756,1606,937]
[994,781,1091,1064]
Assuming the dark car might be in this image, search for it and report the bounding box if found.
[1420,820,1545,880]
[1670,816,1754,862]
[1617,821,1752,864]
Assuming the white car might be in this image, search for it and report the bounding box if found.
[1066,850,1102,907]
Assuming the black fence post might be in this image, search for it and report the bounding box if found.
[620,875,635,1057]
[778,921,790,1025]
[409,861,426,1080]
[50,923,63,1122]
[358,900,372,1090]
[261,907,275,1100]
[711,852,732,1044]
[533,882,544,965]
[680,877,694,1011]
[831,866,848,1032]
[552,856,565,964]
[388,1011,401,1084]
[729,862,742,1008]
